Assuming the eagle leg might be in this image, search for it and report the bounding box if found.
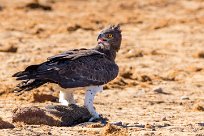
[59,89,76,105]
[84,85,103,122]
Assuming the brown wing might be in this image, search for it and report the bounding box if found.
[13,49,118,89]
[47,48,104,62]
[37,54,118,88]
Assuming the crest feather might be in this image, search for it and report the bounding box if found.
[109,24,121,33]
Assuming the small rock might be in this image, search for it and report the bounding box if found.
[0,45,18,53]
[153,87,163,93]
[198,123,204,126]
[145,123,154,129]
[153,87,170,95]
[0,5,3,11]
[193,105,204,111]
[25,2,52,11]
[122,122,129,126]
[140,75,152,82]
[110,121,123,126]
[193,51,204,58]
[161,116,167,121]
[180,96,190,100]
[152,128,156,131]
[120,71,133,79]
[163,123,171,127]
[117,107,122,110]
[157,123,171,128]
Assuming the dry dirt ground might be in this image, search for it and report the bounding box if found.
[0,0,204,135]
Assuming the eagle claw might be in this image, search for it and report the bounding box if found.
[89,117,99,122]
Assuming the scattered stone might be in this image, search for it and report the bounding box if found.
[198,123,204,126]
[180,96,190,100]
[110,121,123,126]
[163,123,171,127]
[140,75,152,82]
[26,2,52,11]
[0,45,18,53]
[153,87,163,93]
[117,107,122,110]
[193,105,204,111]
[198,52,204,58]
[193,51,204,58]
[186,66,203,72]
[0,5,3,11]
[0,117,15,129]
[133,123,145,128]
[151,50,163,55]
[120,71,133,79]
[152,128,156,131]
[153,87,170,95]
[145,123,154,129]
[157,123,171,128]
[161,116,168,121]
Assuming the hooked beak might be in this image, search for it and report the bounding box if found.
[97,34,108,44]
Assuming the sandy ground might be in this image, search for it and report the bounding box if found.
[0,0,204,135]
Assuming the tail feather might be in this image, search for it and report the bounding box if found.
[12,64,39,78]
[14,65,41,81]
[14,79,47,92]
[13,64,47,92]
[12,71,27,77]
[15,74,36,80]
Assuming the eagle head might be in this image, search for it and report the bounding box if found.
[97,24,122,52]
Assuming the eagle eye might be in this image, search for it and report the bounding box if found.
[107,34,113,38]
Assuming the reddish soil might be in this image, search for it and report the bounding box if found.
[0,0,204,135]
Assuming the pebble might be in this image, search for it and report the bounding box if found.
[110,121,123,126]
[180,96,190,100]
[153,87,163,93]
[198,123,204,126]
[145,123,154,129]
[161,116,167,121]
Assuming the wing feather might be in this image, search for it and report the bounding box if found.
[37,54,118,88]
[13,48,118,89]
[47,48,104,62]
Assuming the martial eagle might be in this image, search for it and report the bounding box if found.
[13,25,122,121]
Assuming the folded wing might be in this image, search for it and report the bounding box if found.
[13,49,118,90]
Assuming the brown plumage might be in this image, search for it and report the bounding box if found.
[13,25,122,92]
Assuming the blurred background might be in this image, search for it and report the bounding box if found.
[0,0,203,135]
